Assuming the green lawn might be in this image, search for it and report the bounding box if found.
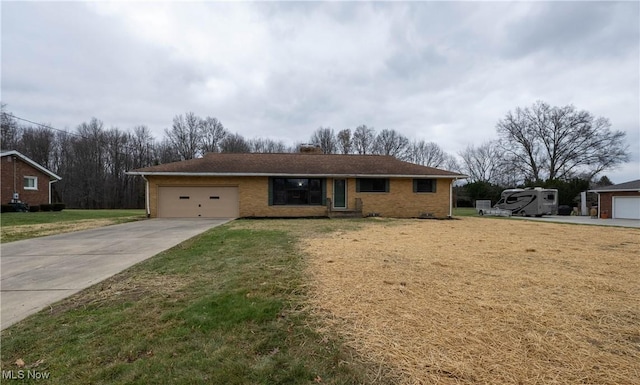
[0,219,389,384]
[0,209,145,227]
[0,209,146,243]
[452,207,477,217]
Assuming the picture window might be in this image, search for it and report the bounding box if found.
[271,178,323,205]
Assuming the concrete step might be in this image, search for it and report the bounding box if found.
[328,210,363,218]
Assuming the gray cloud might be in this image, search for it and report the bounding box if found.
[502,2,639,59]
[2,1,638,182]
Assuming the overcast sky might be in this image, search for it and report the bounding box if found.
[2,1,639,183]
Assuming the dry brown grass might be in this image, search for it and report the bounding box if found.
[49,272,191,316]
[303,218,640,384]
[1,219,123,241]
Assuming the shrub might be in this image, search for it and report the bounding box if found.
[1,205,16,213]
[52,203,66,212]
[456,198,473,208]
[29,205,41,212]
[40,204,52,211]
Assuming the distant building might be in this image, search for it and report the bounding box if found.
[1,150,62,206]
[589,180,640,220]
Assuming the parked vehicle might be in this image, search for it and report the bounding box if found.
[557,205,572,216]
[475,200,512,217]
[494,188,558,217]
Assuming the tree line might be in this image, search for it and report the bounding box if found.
[1,101,629,209]
[162,111,462,170]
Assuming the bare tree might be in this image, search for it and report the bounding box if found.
[497,101,629,182]
[200,116,227,154]
[248,137,287,153]
[50,130,74,204]
[287,142,305,153]
[352,125,375,154]
[373,129,409,159]
[165,112,202,160]
[336,128,352,154]
[155,138,181,164]
[129,125,155,169]
[19,126,56,169]
[103,128,129,208]
[310,127,337,154]
[442,153,462,174]
[459,141,504,183]
[126,126,155,208]
[71,118,108,208]
[407,140,446,167]
[1,104,21,150]
[220,132,251,153]
[50,130,71,178]
[496,106,542,182]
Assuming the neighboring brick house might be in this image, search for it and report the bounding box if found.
[127,152,466,218]
[1,150,62,206]
[588,179,640,220]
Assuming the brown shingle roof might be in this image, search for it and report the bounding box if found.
[129,153,465,178]
[589,179,640,192]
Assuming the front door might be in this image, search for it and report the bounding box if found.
[333,179,346,209]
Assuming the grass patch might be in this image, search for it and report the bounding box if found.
[0,209,145,226]
[452,207,477,216]
[1,209,146,243]
[1,219,388,384]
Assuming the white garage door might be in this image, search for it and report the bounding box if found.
[158,186,239,218]
[613,196,640,220]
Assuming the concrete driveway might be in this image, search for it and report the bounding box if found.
[1,218,231,330]
[510,215,640,228]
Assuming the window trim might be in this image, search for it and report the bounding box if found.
[356,178,389,193]
[24,176,38,190]
[413,179,437,193]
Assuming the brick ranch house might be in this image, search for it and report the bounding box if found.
[1,150,62,207]
[127,153,466,219]
[588,179,640,220]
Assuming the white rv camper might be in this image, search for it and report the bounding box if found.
[494,187,558,217]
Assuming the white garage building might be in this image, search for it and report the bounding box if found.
[589,179,640,220]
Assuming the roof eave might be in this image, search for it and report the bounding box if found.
[1,150,62,180]
[588,189,640,193]
[127,171,466,179]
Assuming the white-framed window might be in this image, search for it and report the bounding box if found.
[24,176,38,190]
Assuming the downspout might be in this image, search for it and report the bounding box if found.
[48,179,60,204]
[449,179,453,218]
[142,175,150,218]
[13,156,17,200]
[597,193,601,219]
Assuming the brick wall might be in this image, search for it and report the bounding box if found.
[1,156,51,206]
[352,178,452,218]
[146,175,453,218]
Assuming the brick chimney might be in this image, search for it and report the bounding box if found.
[299,144,322,154]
